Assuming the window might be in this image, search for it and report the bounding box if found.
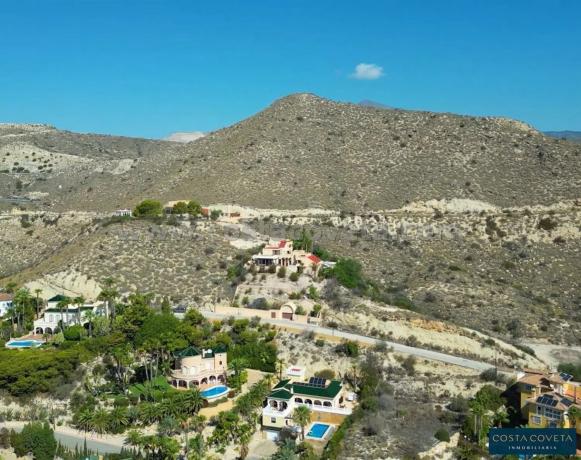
[219,361,222,365]
[531,415,542,425]
[271,418,276,423]
[543,407,562,420]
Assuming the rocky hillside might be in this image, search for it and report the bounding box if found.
[248,200,581,344]
[0,123,182,210]
[1,214,238,305]
[1,94,580,212]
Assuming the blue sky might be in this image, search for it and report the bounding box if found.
[1,0,580,138]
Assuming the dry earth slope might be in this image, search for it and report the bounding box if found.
[1,93,580,212]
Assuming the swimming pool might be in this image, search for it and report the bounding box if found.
[306,422,331,439]
[200,385,229,400]
[5,339,44,349]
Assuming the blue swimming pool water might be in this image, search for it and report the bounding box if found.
[6,339,43,348]
[200,385,229,399]
[307,423,331,439]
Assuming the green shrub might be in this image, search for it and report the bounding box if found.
[331,258,364,289]
[315,369,336,380]
[434,428,450,442]
[63,325,86,341]
[12,422,57,460]
[133,199,163,217]
[335,341,359,357]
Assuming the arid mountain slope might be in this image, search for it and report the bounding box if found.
[149,93,581,210]
[1,94,580,212]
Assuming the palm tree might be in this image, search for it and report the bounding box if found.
[84,310,96,337]
[180,387,203,417]
[98,277,119,323]
[228,358,248,391]
[33,288,43,319]
[292,405,311,441]
[76,409,95,436]
[124,429,143,451]
[271,439,298,460]
[238,423,253,460]
[187,434,206,460]
[73,295,86,325]
[13,288,32,331]
[56,296,71,331]
[91,408,110,435]
[275,358,286,381]
[108,407,129,433]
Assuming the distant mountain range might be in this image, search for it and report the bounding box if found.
[544,131,581,143]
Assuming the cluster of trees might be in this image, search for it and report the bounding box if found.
[72,385,204,435]
[208,378,272,457]
[0,284,44,337]
[0,346,85,396]
[132,199,206,218]
[8,422,57,460]
[463,385,507,441]
[0,282,277,401]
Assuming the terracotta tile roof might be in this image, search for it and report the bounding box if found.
[266,239,288,249]
[0,293,13,302]
[307,254,321,264]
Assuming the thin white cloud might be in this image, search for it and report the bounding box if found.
[350,63,384,80]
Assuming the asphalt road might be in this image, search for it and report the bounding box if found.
[201,310,495,372]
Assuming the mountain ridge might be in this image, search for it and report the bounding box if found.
[0,93,579,212]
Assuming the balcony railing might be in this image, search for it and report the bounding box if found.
[262,405,291,417]
[170,368,227,380]
[296,402,352,415]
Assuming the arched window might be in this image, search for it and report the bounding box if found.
[295,398,303,404]
[314,400,322,406]
[323,401,332,407]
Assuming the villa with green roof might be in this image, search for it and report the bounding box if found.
[33,298,104,335]
[262,374,352,440]
[169,346,228,390]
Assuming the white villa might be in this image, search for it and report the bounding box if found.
[33,295,104,335]
[169,346,228,390]
[0,293,13,318]
[262,367,353,440]
[251,239,321,273]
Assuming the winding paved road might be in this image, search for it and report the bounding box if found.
[201,310,496,372]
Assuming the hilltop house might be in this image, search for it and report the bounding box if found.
[251,240,321,274]
[512,369,581,450]
[113,209,132,217]
[33,298,104,335]
[0,293,13,318]
[169,346,228,390]
[262,367,352,441]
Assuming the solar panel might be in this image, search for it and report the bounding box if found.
[559,372,573,382]
[550,399,558,407]
[562,398,573,407]
[307,377,326,388]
